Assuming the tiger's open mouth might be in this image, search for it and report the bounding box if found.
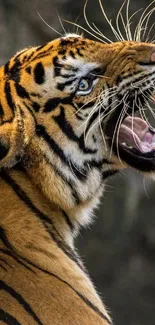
[119,116,155,153]
[106,104,155,171]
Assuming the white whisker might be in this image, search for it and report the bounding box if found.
[56,11,67,35]
[126,0,132,41]
[64,19,108,43]
[36,10,63,36]
[116,0,126,41]
[91,23,113,43]
[98,0,121,41]
[83,0,111,44]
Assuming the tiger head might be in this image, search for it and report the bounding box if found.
[1,34,155,211]
[3,35,154,169]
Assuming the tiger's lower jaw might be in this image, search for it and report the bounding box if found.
[106,114,155,172]
[113,142,155,172]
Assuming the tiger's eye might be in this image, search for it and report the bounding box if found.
[78,79,89,90]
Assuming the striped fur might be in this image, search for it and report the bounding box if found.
[0,35,155,324]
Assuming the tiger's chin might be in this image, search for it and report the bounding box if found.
[106,109,155,172]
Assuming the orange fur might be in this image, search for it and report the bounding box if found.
[0,35,155,324]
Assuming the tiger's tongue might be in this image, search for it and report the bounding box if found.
[118,116,155,153]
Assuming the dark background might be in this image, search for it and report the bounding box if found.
[1,1,155,324]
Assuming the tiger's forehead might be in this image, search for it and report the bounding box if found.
[6,34,155,81]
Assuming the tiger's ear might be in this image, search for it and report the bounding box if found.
[0,104,35,168]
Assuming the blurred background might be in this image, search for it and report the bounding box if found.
[1,0,155,324]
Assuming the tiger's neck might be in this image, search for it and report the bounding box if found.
[0,167,74,249]
[0,132,119,258]
[0,161,110,258]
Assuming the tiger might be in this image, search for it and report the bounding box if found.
[0,13,155,325]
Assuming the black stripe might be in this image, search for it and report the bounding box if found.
[57,77,76,91]
[32,102,40,112]
[36,124,70,165]
[89,67,105,76]
[69,50,76,58]
[0,309,21,325]
[69,158,108,181]
[58,48,66,55]
[34,62,45,85]
[0,281,43,325]
[0,257,12,268]
[44,95,73,113]
[60,39,71,46]
[4,61,10,75]
[61,210,74,231]
[0,263,7,271]
[42,153,80,205]
[77,101,95,110]
[76,48,83,57]
[138,61,155,66]
[44,97,61,112]
[0,173,54,226]
[53,106,79,141]
[76,114,85,121]
[53,106,97,154]
[86,158,111,168]
[14,83,30,99]
[23,103,37,123]
[121,70,155,89]
[60,38,81,47]
[0,172,82,269]
[37,123,87,182]
[49,275,111,324]
[61,73,75,78]
[53,56,62,77]
[25,50,36,62]
[0,228,35,273]
[9,58,21,83]
[0,248,35,273]
[36,44,46,52]
[4,81,15,112]
[13,257,111,325]
[0,140,9,161]
[25,66,31,74]
[30,45,54,62]
[31,52,50,62]
[69,160,88,181]
[85,110,99,135]
[0,102,4,117]
[37,123,109,181]
[30,92,42,98]
[102,169,118,180]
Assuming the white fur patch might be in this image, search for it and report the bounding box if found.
[59,56,100,77]
[63,33,82,39]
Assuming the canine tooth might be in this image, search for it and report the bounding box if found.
[121,142,133,149]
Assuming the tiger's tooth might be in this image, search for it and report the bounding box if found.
[121,142,133,149]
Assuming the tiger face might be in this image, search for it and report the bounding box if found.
[9,35,155,174]
[1,35,155,182]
